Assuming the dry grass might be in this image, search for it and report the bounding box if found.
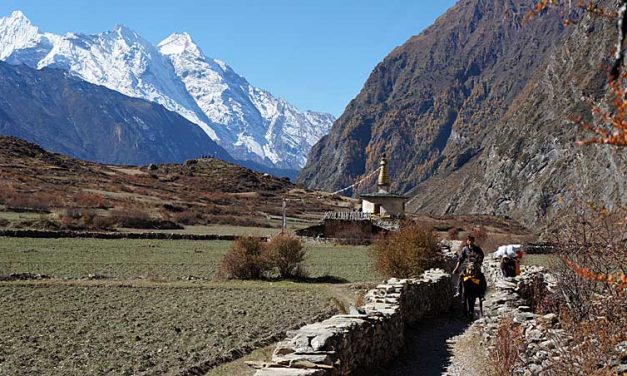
[488,316,525,376]
[0,137,351,232]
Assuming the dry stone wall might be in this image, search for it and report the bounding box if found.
[252,247,458,376]
[0,229,252,241]
[473,258,569,375]
[478,259,626,375]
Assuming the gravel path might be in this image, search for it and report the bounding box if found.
[443,323,491,376]
[370,288,497,376]
[370,316,470,376]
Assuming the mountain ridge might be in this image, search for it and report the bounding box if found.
[0,60,232,165]
[0,10,334,171]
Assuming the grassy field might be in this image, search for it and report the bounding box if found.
[0,237,378,282]
[0,236,375,375]
[522,253,559,268]
[0,281,334,376]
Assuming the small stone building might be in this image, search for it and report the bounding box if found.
[360,154,407,218]
[296,155,408,242]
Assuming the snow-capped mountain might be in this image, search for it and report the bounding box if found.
[0,11,334,170]
[158,32,334,168]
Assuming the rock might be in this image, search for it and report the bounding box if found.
[495,280,518,290]
[528,363,543,374]
[348,306,365,315]
[539,340,556,350]
[87,273,108,280]
[272,353,334,366]
[254,368,327,376]
[311,332,336,351]
[515,312,537,321]
[526,328,545,342]
[541,313,558,324]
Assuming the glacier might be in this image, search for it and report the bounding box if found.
[0,10,335,170]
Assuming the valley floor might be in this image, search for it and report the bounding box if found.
[0,237,376,375]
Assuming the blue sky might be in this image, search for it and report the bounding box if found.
[0,0,457,116]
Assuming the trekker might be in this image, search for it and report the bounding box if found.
[453,235,485,297]
[494,244,523,277]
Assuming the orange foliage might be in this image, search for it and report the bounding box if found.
[529,0,618,22]
[563,258,627,290]
[571,74,627,146]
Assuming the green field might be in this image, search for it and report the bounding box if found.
[0,237,378,282]
[521,253,558,268]
[0,281,334,376]
[0,236,379,375]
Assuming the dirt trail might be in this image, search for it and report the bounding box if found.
[372,288,497,376]
[370,316,470,376]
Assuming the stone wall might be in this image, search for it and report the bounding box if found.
[251,247,459,376]
[0,229,254,241]
[474,258,569,375]
[479,259,626,375]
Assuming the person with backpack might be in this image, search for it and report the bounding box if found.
[453,235,485,297]
[494,244,522,277]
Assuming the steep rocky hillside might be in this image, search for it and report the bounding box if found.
[299,0,626,227]
[0,61,231,165]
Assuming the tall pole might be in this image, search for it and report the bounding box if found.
[282,198,287,233]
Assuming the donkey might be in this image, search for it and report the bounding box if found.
[461,262,487,319]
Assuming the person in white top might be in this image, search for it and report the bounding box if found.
[493,244,523,277]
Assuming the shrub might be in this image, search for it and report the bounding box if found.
[489,316,525,376]
[265,233,308,279]
[5,193,53,212]
[92,216,116,230]
[217,237,267,280]
[73,192,111,209]
[546,205,627,374]
[172,210,204,226]
[60,208,96,230]
[371,222,444,278]
[447,227,460,240]
[110,209,182,230]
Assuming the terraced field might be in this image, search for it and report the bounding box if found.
[0,281,334,376]
[0,236,379,375]
[0,237,377,282]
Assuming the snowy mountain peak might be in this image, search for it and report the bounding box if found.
[109,24,150,47]
[158,32,203,58]
[0,11,335,171]
[0,10,40,59]
[7,10,28,22]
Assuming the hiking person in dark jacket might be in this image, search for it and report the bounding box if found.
[453,235,485,297]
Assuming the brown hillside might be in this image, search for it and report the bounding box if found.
[0,136,353,232]
[298,0,626,228]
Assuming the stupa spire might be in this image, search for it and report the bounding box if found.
[377,154,390,193]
